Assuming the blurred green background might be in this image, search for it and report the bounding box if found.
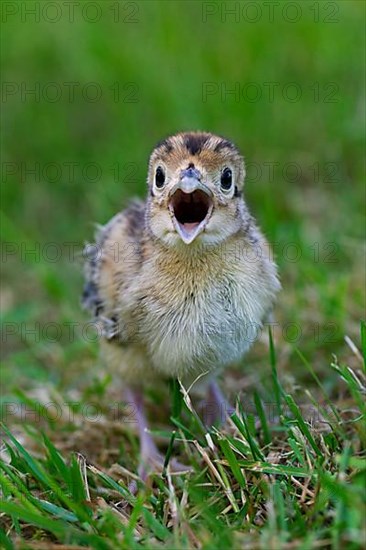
[1,0,365,392]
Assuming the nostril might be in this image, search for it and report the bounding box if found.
[181,166,201,180]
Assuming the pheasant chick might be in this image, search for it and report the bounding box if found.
[83,132,280,478]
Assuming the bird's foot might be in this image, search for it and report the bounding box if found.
[139,450,192,480]
[128,448,191,494]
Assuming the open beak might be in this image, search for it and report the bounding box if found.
[169,176,213,244]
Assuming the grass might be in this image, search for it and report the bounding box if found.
[1,0,365,548]
[1,326,365,548]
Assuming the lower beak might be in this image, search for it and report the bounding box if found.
[169,177,213,244]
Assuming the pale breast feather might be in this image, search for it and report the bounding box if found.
[138,273,267,378]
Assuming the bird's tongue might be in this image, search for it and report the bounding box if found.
[176,220,201,242]
[181,222,200,232]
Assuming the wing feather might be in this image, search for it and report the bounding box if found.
[82,200,146,343]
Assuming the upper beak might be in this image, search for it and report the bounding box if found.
[169,176,212,197]
[169,176,213,245]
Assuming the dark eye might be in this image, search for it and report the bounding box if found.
[220,167,233,191]
[155,166,165,188]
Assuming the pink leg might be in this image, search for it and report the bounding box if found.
[202,381,234,426]
[125,388,160,481]
[125,388,191,489]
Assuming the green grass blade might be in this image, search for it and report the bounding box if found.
[0,470,39,514]
[254,391,271,445]
[0,502,79,540]
[42,433,70,484]
[163,429,176,474]
[361,320,366,373]
[0,528,14,550]
[237,460,312,478]
[170,378,183,419]
[235,403,265,461]
[142,507,170,541]
[283,395,322,457]
[218,437,246,488]
[1,424,50,486]
[272,481,287,534]
[36,500,79,522]
[269,327,282,417]
[69,454,87,504]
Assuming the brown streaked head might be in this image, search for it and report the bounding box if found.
[146,132,246,247]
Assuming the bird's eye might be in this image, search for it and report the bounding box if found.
[155,166,165,189]
[220,167,233,192]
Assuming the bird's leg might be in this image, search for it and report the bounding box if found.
[125,388,190,487]
[202,380,235,427]
[125,388,160,482]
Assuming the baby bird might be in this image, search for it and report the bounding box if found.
[82,132,280,478]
